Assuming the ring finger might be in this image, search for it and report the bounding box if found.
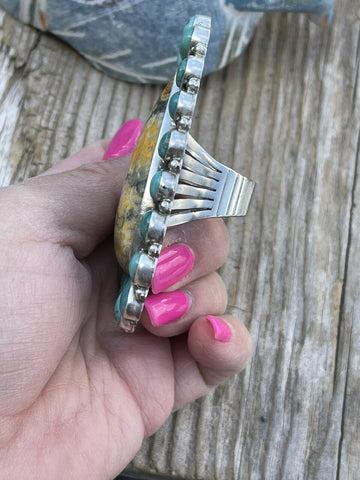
[142,272,228,337]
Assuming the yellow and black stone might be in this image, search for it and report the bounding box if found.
[114,80,173,271]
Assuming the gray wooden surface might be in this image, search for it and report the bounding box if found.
[0,1,359,479]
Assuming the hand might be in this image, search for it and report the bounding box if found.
[0,121,252,479]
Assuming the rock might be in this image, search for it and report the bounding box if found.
[0,0,335,84]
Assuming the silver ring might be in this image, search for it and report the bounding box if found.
[114,15,255,333]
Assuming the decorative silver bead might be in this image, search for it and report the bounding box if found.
[186,77,201,94]
[192,42,207,57]
[159,199,173,214]
[148,243,162,258]
[176,115,192,132]
[134,285,148,303]
[168,159,182,174]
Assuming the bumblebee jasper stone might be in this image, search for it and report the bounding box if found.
[114,80,172,271]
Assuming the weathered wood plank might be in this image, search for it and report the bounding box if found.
[0,11,161,186]
[337,114,360,479]
[0,1,359,479]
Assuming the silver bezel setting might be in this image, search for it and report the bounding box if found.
[116,15,212,333]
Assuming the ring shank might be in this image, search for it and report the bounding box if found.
[168,135,255,226]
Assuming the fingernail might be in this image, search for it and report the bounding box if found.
[145,291,190,327]
[103,119,143,160]
[151,244,195,294]
[206,315,232,343]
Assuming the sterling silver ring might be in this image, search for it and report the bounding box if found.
[114,15,255,333]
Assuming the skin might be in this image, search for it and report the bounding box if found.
[0,140,252,480]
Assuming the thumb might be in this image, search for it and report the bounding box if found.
[9,120,143,259]
[41,119,143,176]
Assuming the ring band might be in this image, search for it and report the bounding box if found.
[168,135,254,226]
[114,15,255,333]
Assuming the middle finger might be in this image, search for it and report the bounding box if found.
[142,272,228,337]
[151,217,230,294]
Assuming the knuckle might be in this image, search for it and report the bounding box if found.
[200,218,230,266]
[205,272,228,314]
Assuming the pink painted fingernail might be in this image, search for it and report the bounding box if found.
[145,291,190,327]
[206,316,232,342]
[103,119,143,160]
[151,244,195,294]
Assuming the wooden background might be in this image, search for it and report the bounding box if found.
[0,0,359,478]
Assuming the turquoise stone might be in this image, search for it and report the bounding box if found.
[150,171,162,200]
[179,16,195,59]
[119,277,131,315]
[176,58,187,87]
[114,276,131,320]
[140,211,152,239]
[177,51,182,67]
[114,295,122,320]
[158,131,171,158]
[119,272,128,288]
[169,92,180,119]
[129,252,141,280]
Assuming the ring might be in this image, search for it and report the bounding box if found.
[114,15,255,333]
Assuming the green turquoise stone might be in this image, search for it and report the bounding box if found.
[120,277,131,315]
[179,16,195,59]
[176,58,187,87]
[140,211,152,239]
[150,171,162,200]
[114,295,122,321]
[119,272,128,288]
[158,131,171,158]
[169,92,180,118]
[114,276,131,320]
[177,51,182,67]
[129,252,141,280]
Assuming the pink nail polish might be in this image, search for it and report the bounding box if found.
[103,119,143,160]
[151,244,195,294]
[206,316,232,342]
[145,291,189,327]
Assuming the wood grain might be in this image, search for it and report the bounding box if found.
[0,1,359,478]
